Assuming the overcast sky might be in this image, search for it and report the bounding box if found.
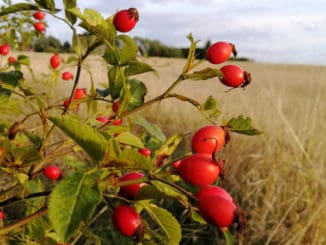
[15,0,326,65]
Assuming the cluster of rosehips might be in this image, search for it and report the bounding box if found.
[0,43,17,64]
[206,41,251,88]
[33,11,46,33]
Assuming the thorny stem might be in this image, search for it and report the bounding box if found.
[0,207,47,236]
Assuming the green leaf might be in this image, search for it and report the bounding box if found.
[151,180,184,200]
[67,8,115,44]
[63,0,77,24]
[133,116,166,142]
[226,115,262,135]
[182,33,200,73]
[135,184,167,200]
[117,35,138,65]
[35,0,55,12]
[184,67,223,81]
[17,55,30,66]
[114,148,151,170]
[48,171,101,242]
[190,209,207,224]
[200,95,221,119]
[49,115,108,162]
[143,204,182,245]
[108,66,125,99]
[125,61,156,77]
[115,132,144,148]
[0,71,23,101]
[125,79,147,110]
[0,3,38,16]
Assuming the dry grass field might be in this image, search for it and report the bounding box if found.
[12,51,326,244]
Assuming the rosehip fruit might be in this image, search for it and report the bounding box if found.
[33,11,45,20]
[62,71,74,81]
[73,88,86,100]
[112,118,123,126]
[198,195,236,228]
[172,160,182,169]
[138,147,151,157]
[96,116,109,124]
[113,8,139,32]
[0,211,4,220]
[196,185,233,202]
[220,65,251,88]
[50,54,60,69]
[8,56,16,64]
[113,100,120,113]
[112,205,143,237]
[192,125,226,155]
[206,42,236,64]
[178,153,220,186]
[118,172,145,199]
[43,165,61,180]
[0,43,10,56]
[33,22,46,32]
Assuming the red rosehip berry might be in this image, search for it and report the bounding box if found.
[0,211,5,220]
[113,8,139,32]
[138,147,151,157]
[96,116,109,124]
[62,71,74,81]
[206,42,237,64]
[8,56,16,64]
[178,153,220,186]
[50,54,61,69]
[196,185,233,202]
[33,11,45,20]
[0,43,10,56]
[113,100,120,113]
[43,165,61,180]
[73,88,86,100]
[198,195,237,228]
[112,205,143,238]
[118,172,145,199]
[112,118,123,126]
[33,22,46,32]
[220,65,251,88]
[191,125,227,155]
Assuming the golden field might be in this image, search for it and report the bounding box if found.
[11,51,326,244]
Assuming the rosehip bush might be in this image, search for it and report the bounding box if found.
[0,1,260,245]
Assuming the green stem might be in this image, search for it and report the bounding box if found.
[0,191,51,207]
[0,207,47,236]
[221,228,234,245]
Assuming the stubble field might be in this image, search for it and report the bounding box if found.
[12,51,326,244]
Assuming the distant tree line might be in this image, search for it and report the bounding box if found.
[29,35,251,61]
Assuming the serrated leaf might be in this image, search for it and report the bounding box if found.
[35,0,55,12]
[190,209,207,224]
[182,33,199,74]
[135,184,167,200]
[226,115,262,135]
[0,71,23,86]
[153,134,182,167]
[117,35,138,65]
[184,67,223,81]
[125,79,147,110]
[200,95,221,119]
[151,180,184,199]
[108,66,125,99]
[63,0,77,24]
[144,204,182,245]
[116,131,144,148]
[133,116,166,142]
[49,115,108,162]
[0,3,38,16]
[48,171,101,241]
[125,61,156,76]
[112,148,151,170]
[17,55,30,66]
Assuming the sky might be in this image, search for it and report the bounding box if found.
[13,0,326,65]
